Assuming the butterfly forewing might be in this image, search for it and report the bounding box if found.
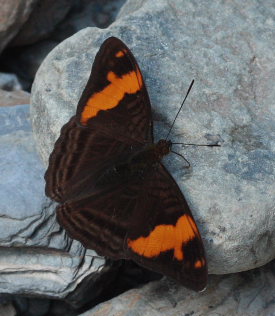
[45,37,153,202]
[45,36,208,291]
[76,37,153,142]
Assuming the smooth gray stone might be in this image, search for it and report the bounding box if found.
[31,0,275,275]
[0,105,106,299]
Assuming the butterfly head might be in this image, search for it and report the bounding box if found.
[156,139,172,158]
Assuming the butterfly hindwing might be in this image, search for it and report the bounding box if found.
[45,37,153,202]
[56,174,143,258]
[55,162,207,291]
[126,163,207,291]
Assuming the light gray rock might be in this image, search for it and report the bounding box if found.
[0,0,39,53]
[80,261,275,316]
[31,0,275,275]
[0,104,107,302]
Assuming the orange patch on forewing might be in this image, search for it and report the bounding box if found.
[127,214,199,260]
[81,69,142,124]
[116,50,125,57]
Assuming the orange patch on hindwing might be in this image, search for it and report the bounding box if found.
[195,259,205,268]
[81,68,142,124]
[128,214,199,261]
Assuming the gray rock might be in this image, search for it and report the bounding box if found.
[0,104,107,301]
[0,0,39,53]
[79,261,275,316]
[31,0,275,275]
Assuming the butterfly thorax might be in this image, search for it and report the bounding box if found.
[96,140,172,185]
[129,139,172,167]
[154,139,172,158]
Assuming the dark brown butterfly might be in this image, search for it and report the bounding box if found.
[45,37,207,291]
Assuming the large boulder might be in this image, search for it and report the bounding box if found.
[31,0,275,275]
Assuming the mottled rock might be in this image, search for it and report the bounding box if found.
[80,261,275,316]
[31,0,275,275]
[0,0,39,53]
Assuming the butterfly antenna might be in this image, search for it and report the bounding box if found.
[165,80,194,141]
[172,142,221,147]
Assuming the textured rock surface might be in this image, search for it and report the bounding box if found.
[80,261,275,316]
[0,0,39,53]
[0,104,107,301]
[31,0,275,275]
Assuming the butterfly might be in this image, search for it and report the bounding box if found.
[45,36,208,291]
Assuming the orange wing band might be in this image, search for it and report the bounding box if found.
[81,69,142,125]
[127,214,200,261]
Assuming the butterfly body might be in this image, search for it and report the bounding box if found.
[45,37,208,291]
[112,139,172,176]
